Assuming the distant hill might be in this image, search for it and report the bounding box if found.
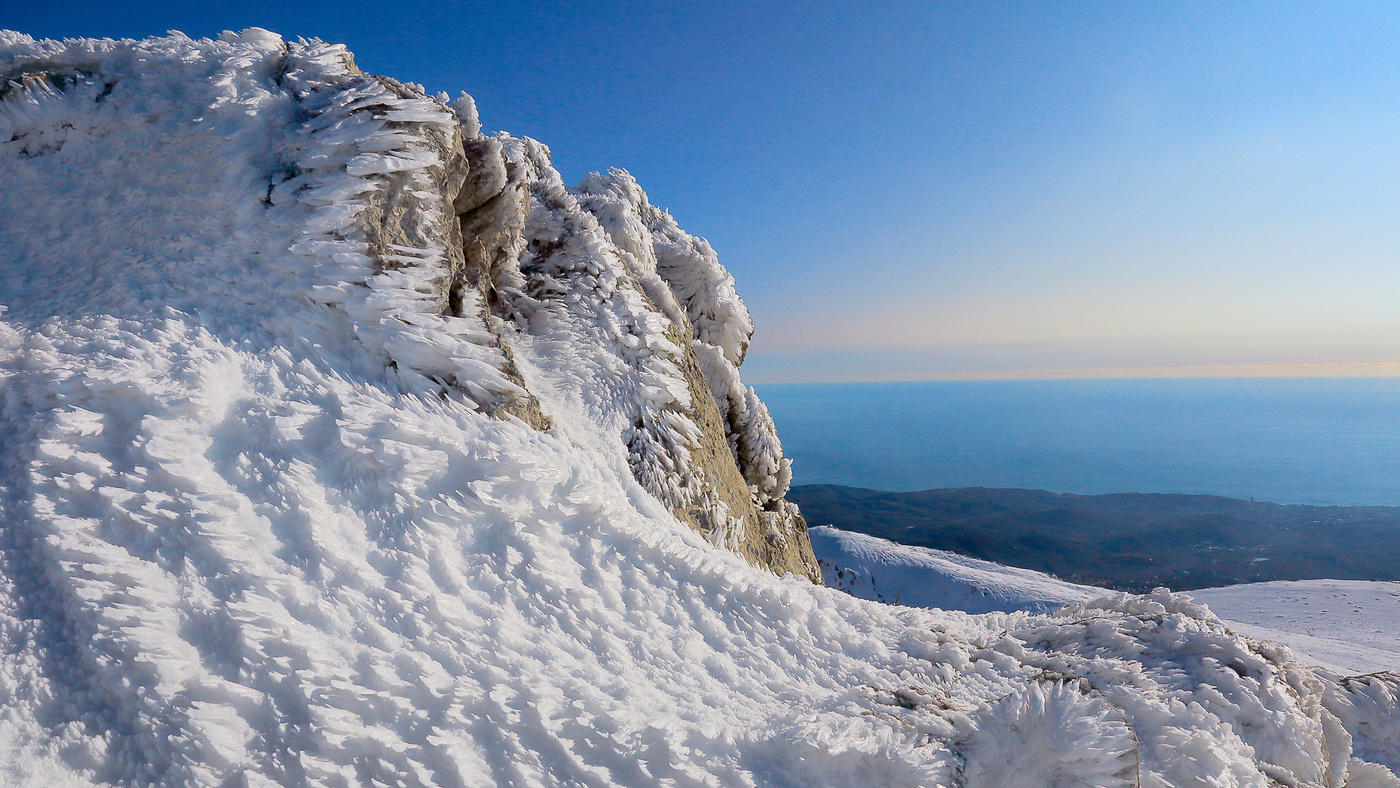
[788,484,1400,591]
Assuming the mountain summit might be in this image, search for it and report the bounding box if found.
[0,30,1395,787]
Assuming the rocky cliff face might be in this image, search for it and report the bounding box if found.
[456,126,819,581]
[253,41,820,581]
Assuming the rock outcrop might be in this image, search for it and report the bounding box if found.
[252,37,818,580]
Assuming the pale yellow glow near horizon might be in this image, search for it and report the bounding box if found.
[878,362,1400,382]
[740,99,1400,382]
[741,331,1400,383]
[747,362,1400,385]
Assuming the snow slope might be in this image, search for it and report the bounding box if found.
[0,29,1396,787]
[811,525,1100,614]
[814,525,1400,675]
[1191,581,1400,676]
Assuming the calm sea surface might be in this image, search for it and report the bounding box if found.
[755,378,1400,506]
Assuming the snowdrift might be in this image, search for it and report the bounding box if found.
[811,525,1101,614]
[0,29,1396,787]
[1192,581,1400,676]
[814,525,1400,673]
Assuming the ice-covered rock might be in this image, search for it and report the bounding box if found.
[0,29,1394,787]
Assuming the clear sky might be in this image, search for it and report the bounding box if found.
[9,2,1400,381]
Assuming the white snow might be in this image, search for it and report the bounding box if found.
[1191,580,1400,676]
[813,525,1400,675]
[0,29,1396,787]
[810,525,1100,614]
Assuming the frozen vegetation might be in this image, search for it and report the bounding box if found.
[0,29,1395,787]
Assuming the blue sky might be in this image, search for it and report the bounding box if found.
[10,2,1400,381]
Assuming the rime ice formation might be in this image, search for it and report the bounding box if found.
[0,29,1396,787]
[813,526,1400,672]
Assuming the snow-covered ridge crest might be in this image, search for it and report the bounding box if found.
[574,169,754,367]
[574,171,794,513]
[811,525,1101,614]
[273,32,815,577]
[271,38,530,408]
[489,133,816,577]
[0,25,814,578]
[0,28,1396,788]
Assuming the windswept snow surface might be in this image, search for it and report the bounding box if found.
[1191,581,1400,676]
[0,30,1397,787]
[814,526,1400,675]
[811,525,1100,614]
[814,527,1400,780]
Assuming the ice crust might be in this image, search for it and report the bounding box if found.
[0,30,1396,787]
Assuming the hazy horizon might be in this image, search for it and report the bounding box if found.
[743,361,1400,385]
[757,376,1400,505]
[742,335,1400,383]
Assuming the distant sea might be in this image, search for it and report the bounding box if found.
[755,378,1400,507]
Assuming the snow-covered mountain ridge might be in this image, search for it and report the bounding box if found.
[811,525,1102,614]
[1,29,1396,787]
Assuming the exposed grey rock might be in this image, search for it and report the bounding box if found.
[450,128,548,428]
[662,320,820,582]
[324,72,816,578]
